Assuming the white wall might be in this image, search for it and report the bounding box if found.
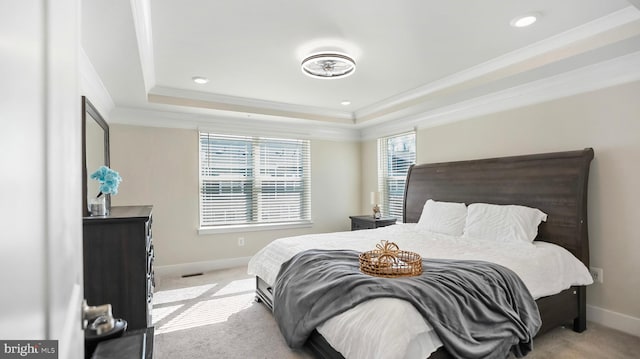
[0,1,48,339]
[109,124,361,275]
[361,80,640,334]
[1,1,84,356]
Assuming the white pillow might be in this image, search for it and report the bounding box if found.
[416,199,467,236]
[463,203,547,243]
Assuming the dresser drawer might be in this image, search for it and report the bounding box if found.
[351,219,371,230]
[349,215,397,231]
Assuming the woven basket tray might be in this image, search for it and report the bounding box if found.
[359,246,422,278]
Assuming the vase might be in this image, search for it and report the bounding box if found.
[89,196,108,216]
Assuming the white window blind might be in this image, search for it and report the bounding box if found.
[199,133,311,228]
[377,132,416,222]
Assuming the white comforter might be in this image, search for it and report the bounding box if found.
[247,224,593,359]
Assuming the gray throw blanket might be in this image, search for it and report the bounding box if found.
[274,249,541,359]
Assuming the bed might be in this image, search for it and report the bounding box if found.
[249,148,594,358]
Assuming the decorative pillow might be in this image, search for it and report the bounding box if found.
[416,199,467,236]
[463,203,547,243]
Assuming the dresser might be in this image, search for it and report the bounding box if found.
[83,206,154,331]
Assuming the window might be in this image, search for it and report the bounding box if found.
[377,132,416,222]
[199,133,311,229]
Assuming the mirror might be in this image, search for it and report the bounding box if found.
[82,96,110,216]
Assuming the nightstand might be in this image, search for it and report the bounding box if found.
[349,215,397,231]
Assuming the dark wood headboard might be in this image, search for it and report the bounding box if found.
[403,148,594,267]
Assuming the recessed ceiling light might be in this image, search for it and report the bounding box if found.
[341,100,351,106]
[510,13,539,28]
[192,76,209,84]
[301,53,356,79]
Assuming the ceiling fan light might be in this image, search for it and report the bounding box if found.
[301,53,356,79]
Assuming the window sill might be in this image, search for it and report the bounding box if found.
[198,221,313,235]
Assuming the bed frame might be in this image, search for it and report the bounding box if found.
[256,148,594,359]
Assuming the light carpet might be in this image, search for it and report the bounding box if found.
[152,266,639,359]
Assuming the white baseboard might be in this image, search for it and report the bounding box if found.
[155,256,252,281]
[588,304,640,337]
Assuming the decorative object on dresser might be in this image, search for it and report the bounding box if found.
[83,205,155,333]
[349,215,396,231]
[88,165,122,216]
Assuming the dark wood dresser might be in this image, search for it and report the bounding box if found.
[83,205,154,331]
[349,215,396,231]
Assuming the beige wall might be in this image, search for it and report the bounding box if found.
[108,80,640,322]
[110,125,361,267]
[362,80,640,320]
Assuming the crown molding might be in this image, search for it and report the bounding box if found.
[112,51,640,142]
[112,5,640,141]
[149,86,355,124]
[355,6,640,124]
[109,106,361,141]
[130,0,155,93]
[360,51,640,140]
[79,48,115,119]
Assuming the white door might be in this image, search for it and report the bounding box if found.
[0,1,84,358]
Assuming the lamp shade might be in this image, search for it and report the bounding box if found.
[370,191,380,205]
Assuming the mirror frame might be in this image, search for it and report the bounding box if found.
[81,96,110,216]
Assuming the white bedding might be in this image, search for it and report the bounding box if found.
[247,224,593,359]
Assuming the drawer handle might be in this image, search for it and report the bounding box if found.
[267,287,273,294]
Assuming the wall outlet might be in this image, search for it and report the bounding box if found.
[237,237,245,246]
[589,267,603,283]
